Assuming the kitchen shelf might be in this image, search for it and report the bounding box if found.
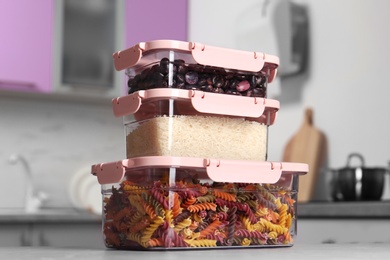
[298,201,390,218]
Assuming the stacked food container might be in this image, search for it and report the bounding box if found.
[91,40,308,250]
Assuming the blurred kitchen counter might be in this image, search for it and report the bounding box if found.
[0,208,101,223]
[0,208,103,248]
[2,205,390,247]
[0,88,112,106]
[1,243,389,259]
[297,201,390,244]
[298,201,390,218]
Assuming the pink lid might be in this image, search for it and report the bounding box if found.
[91,156,308,185]
[112,40,279,83]
[112,88,279,124]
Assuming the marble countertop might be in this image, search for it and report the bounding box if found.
[1,243,389,260]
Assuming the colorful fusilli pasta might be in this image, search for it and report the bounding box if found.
[102,175,298,249]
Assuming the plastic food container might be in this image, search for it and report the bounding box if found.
[113,40,279,98]
[91,156,308,250]
[112,88,280,161]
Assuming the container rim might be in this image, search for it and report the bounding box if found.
[91,156,308,185]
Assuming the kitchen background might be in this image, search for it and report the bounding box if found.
[1,0,390,212]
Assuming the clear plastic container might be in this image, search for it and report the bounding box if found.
[113,40,279,98]
[112,88,280,161]
[91,156,308,250]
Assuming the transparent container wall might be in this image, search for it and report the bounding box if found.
[101,167,299,250]
[126,50,269,97]
[123,98,270,161]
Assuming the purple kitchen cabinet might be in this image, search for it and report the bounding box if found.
[0,0,187,94]
[0,0,53,93]
[125,0,188,47]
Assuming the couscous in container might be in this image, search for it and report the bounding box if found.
[113,40,279,98]
[112,88,279,161]
[91,156,308,250]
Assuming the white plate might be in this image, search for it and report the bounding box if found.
[68,166,102,215]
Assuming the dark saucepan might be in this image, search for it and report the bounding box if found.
[331,153,387,201]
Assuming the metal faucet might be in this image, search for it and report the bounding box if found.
[8,154,48,213]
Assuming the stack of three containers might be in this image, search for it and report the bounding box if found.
[91,40,308,250]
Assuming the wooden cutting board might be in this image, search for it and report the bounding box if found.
[282,108,327,202]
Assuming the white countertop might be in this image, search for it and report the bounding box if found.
[1,243,390,260]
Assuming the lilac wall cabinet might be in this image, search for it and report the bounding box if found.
[0,0,53,93]
[0,0,187,98]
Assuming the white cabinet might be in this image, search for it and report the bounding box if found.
[52,0,188,99]
[0,224,29,247]
[0,222,103,248]
[33,223,103,248]
[52,0,124,98]
[297,202,390,244]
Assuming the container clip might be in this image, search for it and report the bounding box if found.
[91,161,126,185]
[205,159,283,184]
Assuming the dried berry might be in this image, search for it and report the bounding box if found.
[185,71,199,85]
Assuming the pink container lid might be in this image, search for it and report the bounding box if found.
[112,40,279,83]
[91,156,308,185]
[112,88,279,124]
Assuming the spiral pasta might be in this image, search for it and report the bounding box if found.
[128,210,144,226]
[255,207,269,218]
[259,218,287,235]
[103,177,298,249]
[174,218,192,233]
[127,232,146,247]
[214,190,236,202]
[196,194,216,203]
[234,229,267,240]
[129,217,150,233]
[171,192,182,218]
[141,216,164,244]
[224,206,237,246]
[162,227,188,247]
[142,193,165,217]
[278,203,289,227]
[241,238,251,246]
[151,187,169,210]
[103,222,120,247]
[199,220,222,238]
[181,196,197,208]
[187,202,217,212]
[128,194,145,214]
[164,209,174,226]
[237,193,253,202]
[173,210,191,224]
[141,200,157,220]
[123,184,146,194]
[148,238,163,247]
[185,239,217,247]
